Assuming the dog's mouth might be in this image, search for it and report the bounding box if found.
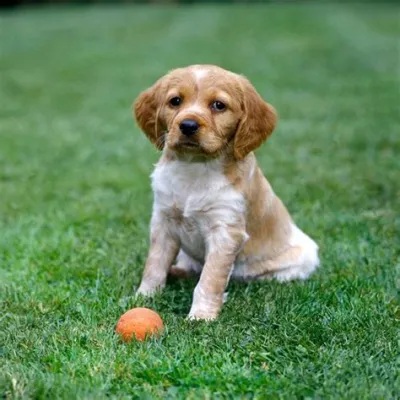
[179,141,198,148]
[174,138,201,150]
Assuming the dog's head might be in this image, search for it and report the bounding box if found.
[134,65,277,160]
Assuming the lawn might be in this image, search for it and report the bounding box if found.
[1,3,399,399]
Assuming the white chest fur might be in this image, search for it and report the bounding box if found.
[151,157,245,262]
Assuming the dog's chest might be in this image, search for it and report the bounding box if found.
[151,159,245,260]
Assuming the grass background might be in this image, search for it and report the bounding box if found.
[1,3,399,399]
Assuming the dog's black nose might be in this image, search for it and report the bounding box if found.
[179,119,199,136]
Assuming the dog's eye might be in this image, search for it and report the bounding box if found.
[169,96,182,107]
[211,100,226,111]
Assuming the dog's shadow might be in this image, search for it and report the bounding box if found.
[159,275,199,316]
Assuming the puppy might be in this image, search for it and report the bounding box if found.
[133,65,319,320]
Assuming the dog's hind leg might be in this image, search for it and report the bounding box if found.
[258,243,319,282]
[233,226,319,282]
[169,249,202,279]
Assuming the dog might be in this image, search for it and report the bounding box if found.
[133,65,319,320]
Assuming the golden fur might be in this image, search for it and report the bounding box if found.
[133,65,319,320]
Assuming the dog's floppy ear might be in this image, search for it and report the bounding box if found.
[133,79,165,150]
[233,77,277,160]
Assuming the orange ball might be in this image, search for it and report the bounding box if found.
[115,307,164,342]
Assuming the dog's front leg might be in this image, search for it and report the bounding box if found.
[188,228,246,320]
[137,213,179,296]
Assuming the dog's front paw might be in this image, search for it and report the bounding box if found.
[187,309,219,321]
[136,281,162,297]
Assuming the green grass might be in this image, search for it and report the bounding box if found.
[1,3,399,399]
